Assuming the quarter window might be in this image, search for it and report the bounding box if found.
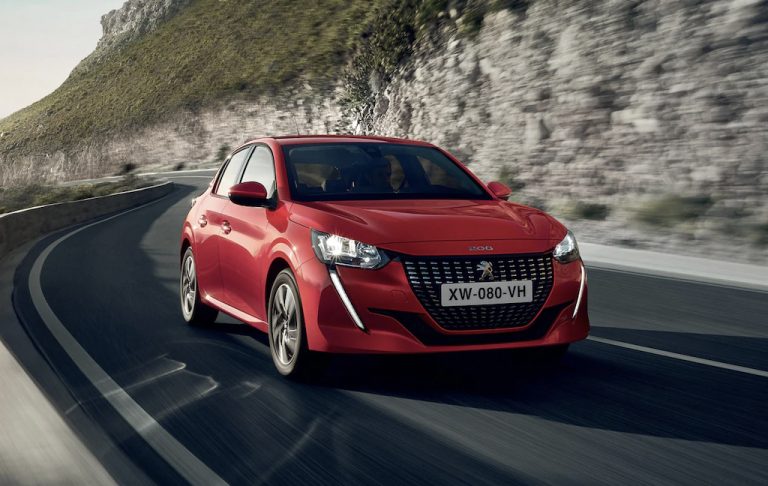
[241,145,276,197]
[215,147,251,196]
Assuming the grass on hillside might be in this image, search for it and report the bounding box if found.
[0,175,153,214]
[0,0,531,167]
[0,0,387,158]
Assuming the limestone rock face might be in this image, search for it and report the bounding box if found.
[5,0,767,260]
[102,0,190,42]
[361,0,768,261]
[75,0,191,73]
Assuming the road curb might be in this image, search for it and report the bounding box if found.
[580,242,768,292]
[0,181,174,261]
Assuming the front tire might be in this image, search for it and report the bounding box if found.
[268,269,324,379]
[180,247,218,325]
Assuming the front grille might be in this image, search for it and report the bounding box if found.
[402,253,554,330]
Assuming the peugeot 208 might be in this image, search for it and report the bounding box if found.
[180,135,589,377]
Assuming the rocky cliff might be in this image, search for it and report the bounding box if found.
[74,0,192,73]
[1,0,766,260]
[367,0,768,259]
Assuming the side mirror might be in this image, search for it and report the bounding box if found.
[229,181,270,207]
[487,181,512,200]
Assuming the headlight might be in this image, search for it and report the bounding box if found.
[311,230,389,269]
[553,230,580,263]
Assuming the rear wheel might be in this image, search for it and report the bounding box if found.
[180,247,218,325]
[268,269,325,379]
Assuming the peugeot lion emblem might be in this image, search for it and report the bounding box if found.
[476,261,495,281]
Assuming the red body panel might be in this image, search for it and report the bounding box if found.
[181,135,589,354]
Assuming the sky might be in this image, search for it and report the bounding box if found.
[0,0,126,120]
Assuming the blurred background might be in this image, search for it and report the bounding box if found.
[1,0,766,262]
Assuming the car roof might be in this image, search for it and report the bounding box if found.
[241,134,436,147]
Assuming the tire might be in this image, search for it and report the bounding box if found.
[268,269,325,379]
[180,247,218,325]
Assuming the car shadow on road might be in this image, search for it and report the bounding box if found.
[273,329,768,450]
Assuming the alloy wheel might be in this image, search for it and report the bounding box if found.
[181,253,197,318]
[270,283,299,366]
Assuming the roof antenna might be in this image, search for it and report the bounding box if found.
[291,112,301,136]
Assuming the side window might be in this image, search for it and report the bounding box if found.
[215,147,251,196]
[241,145,276,196]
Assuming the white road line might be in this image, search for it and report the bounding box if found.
[588,336,768,378]
[28,194,226,485]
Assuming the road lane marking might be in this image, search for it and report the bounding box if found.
[28,191,226,485]
[588,336,768,378]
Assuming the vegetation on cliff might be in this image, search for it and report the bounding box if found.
[0,0,384,159]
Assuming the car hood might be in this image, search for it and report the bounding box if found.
[289,199,567,248]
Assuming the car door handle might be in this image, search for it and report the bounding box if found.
[198,215,208,227]
[221,221,232,234]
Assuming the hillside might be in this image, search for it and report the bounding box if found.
[0,0,398,181]
[1,0,767,261]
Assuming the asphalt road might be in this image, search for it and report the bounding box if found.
[11,178,768,485]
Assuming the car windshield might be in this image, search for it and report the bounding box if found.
[281,142,490,201]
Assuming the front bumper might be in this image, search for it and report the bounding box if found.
[295,255,589,354]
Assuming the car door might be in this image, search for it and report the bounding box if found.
[197,145,252,303]
[218,144,277,319]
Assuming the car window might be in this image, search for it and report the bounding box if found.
[240,145,276,197]
[215,147,251,196]
[282,143,489,201]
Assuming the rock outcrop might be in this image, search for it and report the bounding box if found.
[365,0,768,260]
[2,0,767,260]
[74,0,191,74]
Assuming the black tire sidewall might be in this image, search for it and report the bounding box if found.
[180,248,197,322]
[268,269,307,376]
[181,247,217,325]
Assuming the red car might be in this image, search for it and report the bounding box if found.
[180,135,589,377]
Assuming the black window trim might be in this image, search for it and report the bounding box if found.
[212,144,255,199]
[280,142,493,202]
[237,143,277,189]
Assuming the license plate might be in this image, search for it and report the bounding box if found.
[440,280,533,307]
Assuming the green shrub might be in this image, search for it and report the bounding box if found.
[460,3,487,37]
[118,162,137,175]
[492,0,530,13]
[565,201,611,220]
[497,166,526,191]
[341,1,419,118]
[510,194,547,211]
[749,222,768,247]
[215,144,231,161]
[635,195,713,227]
[417,0,449,25]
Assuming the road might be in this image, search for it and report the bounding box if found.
[10,177,768,484]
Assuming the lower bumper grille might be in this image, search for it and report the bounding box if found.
[402,253,554,330]
[371,303,569,346]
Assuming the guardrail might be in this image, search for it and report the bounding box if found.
[0,181,174,260]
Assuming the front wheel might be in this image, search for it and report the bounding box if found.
[268,269,325,379]
[180,247,218,325]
